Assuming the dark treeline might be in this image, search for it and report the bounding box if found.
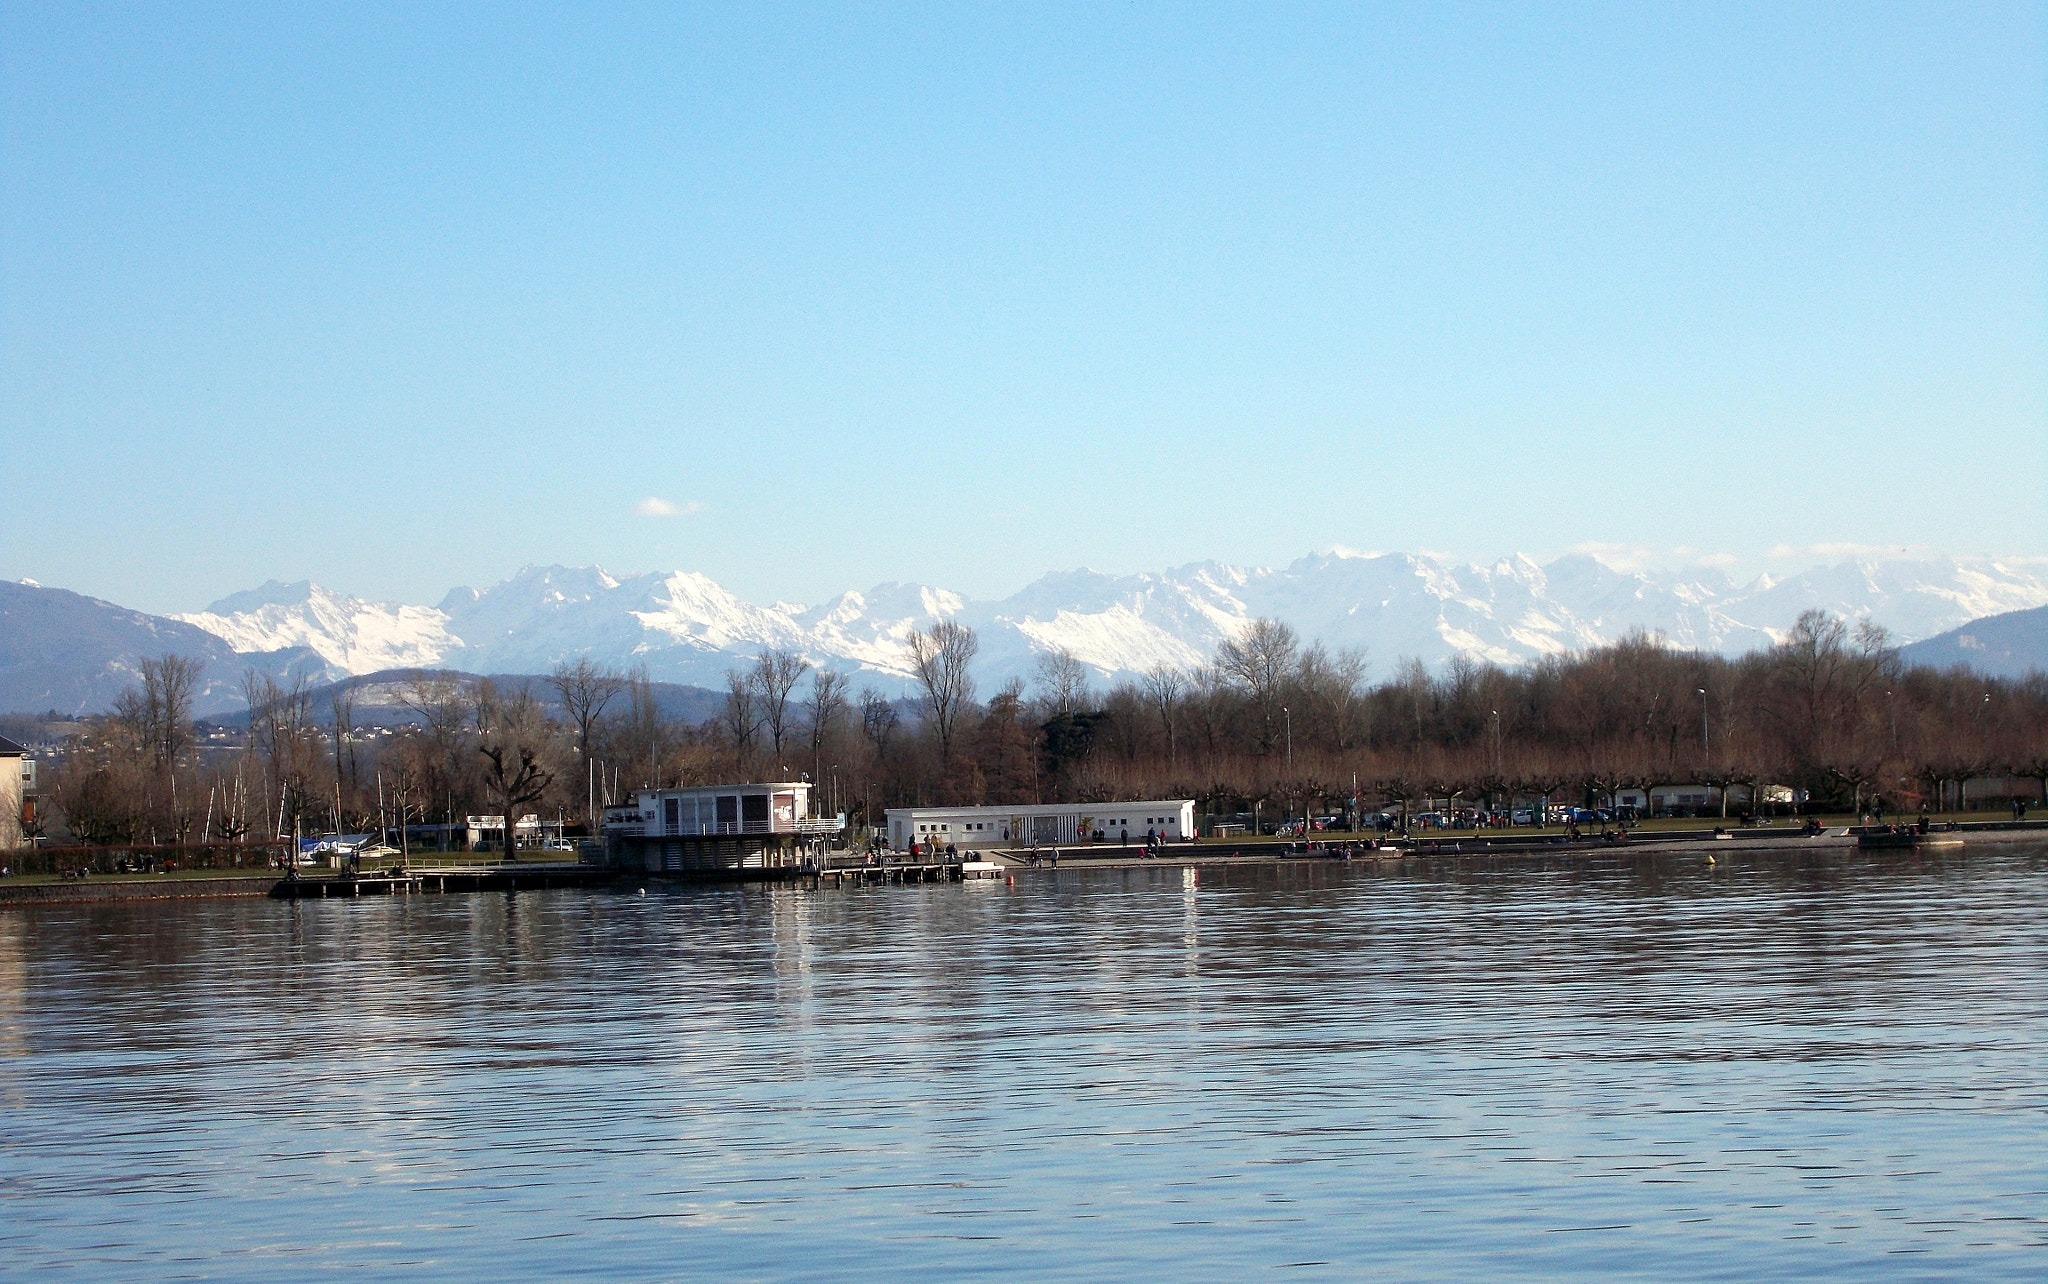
[32,609,2048,845]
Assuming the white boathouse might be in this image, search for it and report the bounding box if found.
[884,799,1196,852]
[604,781,844,873]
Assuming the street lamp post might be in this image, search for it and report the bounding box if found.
[1697,688,1710,761]
[1282,706,1293,833]
[1491,709,1501,816]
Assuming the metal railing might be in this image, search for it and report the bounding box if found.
[610,817,847,838]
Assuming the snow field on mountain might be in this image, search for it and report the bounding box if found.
[172,553,2048,690]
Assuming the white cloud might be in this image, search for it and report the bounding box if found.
[1570,543,1746,574]
[1569,541,1655,572]
[1765,542,1927,563]
[634,497,704,518]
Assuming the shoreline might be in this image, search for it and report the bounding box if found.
[5,822,2041,904]
[0,874,284,904]
[983,821,2048,871]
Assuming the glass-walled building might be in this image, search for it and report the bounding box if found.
[603,781,844,873]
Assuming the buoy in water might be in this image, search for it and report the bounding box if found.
[637,887,647,895]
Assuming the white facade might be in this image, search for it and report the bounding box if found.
[0,737,32,852]
[885,799,1196,852]
[603,781,844,875]
[463,813,562,849]
[606,781,836,839]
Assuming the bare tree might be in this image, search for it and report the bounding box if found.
[611,667,673,789]
[328,681,358,797]
[214,769,251,844]
[860,687,899,760]
[803,667,850,783]
[246,669,318,835]
[908,621,978,762]
[119,654,204,770]
[1183,663,1231,762]
[1320,646,1371,749]
[1142,664,1189,765]
[479,743,553,855]
[1216,619,1299,754]
[750,649,812,764]
[1398,657,1432,748]
[161,656,202,764]
[474,680,556,855]
[549,658,628,777]
[398,672,470,748]
[723,670,760,758]
[1034,647,1091,717]
[393,671,471,824]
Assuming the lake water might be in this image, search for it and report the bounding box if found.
[2,849,2044,1280]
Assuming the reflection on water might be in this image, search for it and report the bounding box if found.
[2,850,2045,1279]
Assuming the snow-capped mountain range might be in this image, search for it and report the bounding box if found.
[169,552,2048,692]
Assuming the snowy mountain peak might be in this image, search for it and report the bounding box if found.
[201,578,324,616]
[174,582,459,679]
[169,552,2048,692]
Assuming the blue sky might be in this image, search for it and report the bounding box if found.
[3,2,2042,613]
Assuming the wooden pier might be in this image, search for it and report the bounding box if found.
[269,862,613,899]
[815,861,968,887]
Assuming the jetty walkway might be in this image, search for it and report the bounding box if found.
[270,860,612,899]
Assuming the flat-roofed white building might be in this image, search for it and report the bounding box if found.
[604,781,844,873]
[885,799,1196,852]
[0,736,34,852]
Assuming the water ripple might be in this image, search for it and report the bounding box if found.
[1,849,2044,1279]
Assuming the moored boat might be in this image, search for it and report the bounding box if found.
[1857,826,1964,852]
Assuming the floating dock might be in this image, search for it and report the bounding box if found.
[815,861,969,887]
[270,862,614,899]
